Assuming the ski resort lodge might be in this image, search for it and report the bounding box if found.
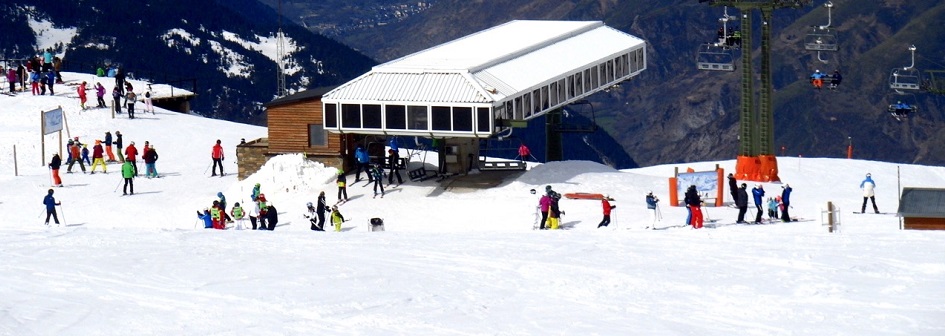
[242,20,646,179]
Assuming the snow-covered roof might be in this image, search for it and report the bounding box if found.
[323,20,646,105]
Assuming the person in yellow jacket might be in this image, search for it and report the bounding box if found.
[330,206,345,232]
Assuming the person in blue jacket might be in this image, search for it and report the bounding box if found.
[43,189,61,225]
[45,70,56,95]
[354,146,371,182]
[781,184,792,222]
[752,184,765,223]
[388,137,398,152]
[196,209,213,229]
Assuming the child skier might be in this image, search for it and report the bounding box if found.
[330,205,345,232]
[197,209,213,229]
[230,202,245,230]
[767,197,779,221]
[336,169,349,202]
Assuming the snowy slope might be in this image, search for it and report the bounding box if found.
[1,73,944,335]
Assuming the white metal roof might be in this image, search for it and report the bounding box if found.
[323,20,646,104]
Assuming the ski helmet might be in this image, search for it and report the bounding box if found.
[306,202,313,207]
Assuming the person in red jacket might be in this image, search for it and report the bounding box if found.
[90,140,106,174]
[77,81,88,109]
[211,139,224,176]
[124,141,139,176]
[597,195,616,228]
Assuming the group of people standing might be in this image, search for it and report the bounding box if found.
[728,173,792,225]
[46,131,158,194]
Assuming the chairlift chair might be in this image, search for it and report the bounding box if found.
[804,2,838,51]
[889,45,922,91]
[696,43,736,72]
[556,100,598,133]
[885,91,919,120]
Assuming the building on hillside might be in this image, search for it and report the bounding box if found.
[237,86,352,180]
[321,20,647,174]
[897,187,945,230]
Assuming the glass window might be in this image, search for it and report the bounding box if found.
[620,54,630,77]
[615,56,624,79]
[567,75,575,99]
[606,60,615,83]
[477,107,490,132]
[583,69,592,92]
[432,106,452,131]
[575,71,584,95]
[599,62,608,86]
[324,103,337,128]
[407,105,428,130]
[503,101,513,120]
[362,104,382,129]
[540,86,549,110]
[386,105,406,129]
[557,78,566,102]
[308,124,326,147]
[453,107,473,132]
[590,66,599,89]
[341,104,361,128]
[523,93,533,118]
[514,97,523,119]
[637,49,645,71]
[549,82,559,106]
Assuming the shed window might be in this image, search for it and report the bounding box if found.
[477,107,490,132]
[308,124,327,147]
[432,106,452,131]
[453,107,473,132]
[324,103,337,128]
[407,106,428,130]
[386,105,406,129]
[363,104,382,129]
[341,104,361,128]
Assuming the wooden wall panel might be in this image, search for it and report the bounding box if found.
[903,217,945,230]
[268,99,343,154]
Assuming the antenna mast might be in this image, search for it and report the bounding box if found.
[276,0,287,97]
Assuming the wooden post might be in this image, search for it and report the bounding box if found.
[13,145,17,176]
[41,110,45,166]
[827,201,835,233]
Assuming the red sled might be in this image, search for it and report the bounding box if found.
[563,193,610,200]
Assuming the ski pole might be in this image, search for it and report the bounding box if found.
[113,178,123,192]
[204,162,212,175]
[57,204,66,226]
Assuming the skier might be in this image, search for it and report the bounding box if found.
[196,209,213,229]
[114,131,124,163]
[121,157,135,195]
[727,173,737,205]
[537,191,552,230]
[248,199,261,230]
[30,70,40,95]
[684,185,704,229]
[48,153,63,187]
[43,189,62,226]
[217,192,232,222]
[210,200,224,229]
[230,202,245,230]
[860,173,879,214]
[266,204,279,230]
[330,205,345,232]
[305,202,323,231]
[124,141,138,176]
[314,191,328,231]
[597,194,616,228]
[143,145,158,178]
[751,184,765,223]
[369,164,383,198]
[90,140,106,174]
[354,146,371,182]
[387,148,403,185]
[338,168,351,201]
[646,191,659,229]
[77,81,87,109]
[547,187,562,230]
[45,70,55,95]
[251,183,261,201]
[781,184,793,222]
[125,90,137,119]
[736,183,749,224]
[810,69,825,89]
[257,194,269,230]
[95,83,106,108]
[81,144,91,166]
[211,139,224,176]
[6,67,17,93]
[766,197,779,221]
[66,141,86,174]
[144,89,154,113]
[112,86,122,113]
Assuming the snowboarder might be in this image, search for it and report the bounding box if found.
[48,153,62,187]
[121,157,135,195]
[387,148,403,185]
[751,184,765,223]
[646,191,660,228]
[143,145,158,178]
[781,184,793,222]
[684,185,704,229]
[597,195,616,228]
[736,183,749,224]
[90,140,106,174]
[354,146,371,182]
[338,168,351,201]
[860,173,879,214]
[330,206,345,232]
[43,189,62,225]
[211,139,224,176]
[369,164,383,198]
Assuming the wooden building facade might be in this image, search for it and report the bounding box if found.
[897,187,945,230]
[236,87,353,180]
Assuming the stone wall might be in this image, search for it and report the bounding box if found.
[237,137,347,180]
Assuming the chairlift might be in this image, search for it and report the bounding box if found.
[889,45,922,91]
[696,43,737,72]
[804,2,838,51]
[556,100,598,133]
[885,91,919,121]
